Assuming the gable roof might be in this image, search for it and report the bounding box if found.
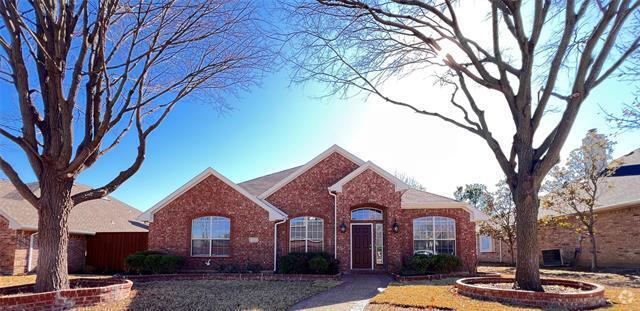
[137,167,287,222]
[328,161,409,193]
[401,188,489,222]
[238,166,302,196]
[257,145,365,199]
[0,181,147,234]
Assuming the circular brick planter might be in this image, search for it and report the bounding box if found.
[455,277,606,310]
[0,278,132,311]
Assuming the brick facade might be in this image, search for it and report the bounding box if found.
[0,216,17,275]
[478,204,640,268]
[266,152,359,259]
[147,150,479,273]
[1,216,87,276]
[148,174,275,270]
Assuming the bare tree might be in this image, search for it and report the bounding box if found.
[605,100,640,130]
[283,0,640,290]
[454,183,490,210]
[394,171,426,190]
[0,0,271,292]
[479,180,517,266]
[542,130,620,271]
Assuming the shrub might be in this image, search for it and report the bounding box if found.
[278,252,338,274]
[245,263,264,273]
[125,251,184,274]
[400,253,463,275]
[430,254,462,274]
[308,256,329,274]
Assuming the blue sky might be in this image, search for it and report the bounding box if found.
[2,68,636,211]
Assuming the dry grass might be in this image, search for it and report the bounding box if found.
[0,274,109,287]
[82,279,340,311]
[368,268,640,311]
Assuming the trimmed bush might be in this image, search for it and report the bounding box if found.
[278,252,339,274]
[308,256,329,274]
[400,253,463,276]
[430,254,462,274]
[125,251,184,274]
[245,263,265,273]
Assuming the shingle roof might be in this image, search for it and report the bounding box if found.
[402,188,489,221]
[0,181,148,234]
[238,166,303,196]
[540,148,640,218]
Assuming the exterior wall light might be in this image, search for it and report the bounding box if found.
[392,219,399,233]
[340,222,347,233]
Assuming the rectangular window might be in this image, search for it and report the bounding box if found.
[479,235,493,253]
[413,216,456,256]
[375,223,383,264]
[191,216,231,257]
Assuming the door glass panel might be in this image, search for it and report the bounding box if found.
[375,223,383,264]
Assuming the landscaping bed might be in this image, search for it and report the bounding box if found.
[0,278,132,311]
[455,277,606,309]
[122,271,341,283]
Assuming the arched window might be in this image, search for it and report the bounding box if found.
[351,208,383,220]
[290,216,324,253]
[191,216,230,257]
[413,216,456,255]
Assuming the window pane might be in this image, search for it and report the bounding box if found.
[211,239,230,256]
[435,239,455,255]
[192,239,210,256]
[290,240,306,253]
[211,217,230,239]
[413,240,435,255]
[375,223,383,264]
[192,217,210,239]
[480,235,492,252]
[412,218,433,240]
[289,216,324,253]
[351,209,383,220]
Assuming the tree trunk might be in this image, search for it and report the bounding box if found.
[513,180,544,291]
[589,232,598,272]
[34,175,74,293]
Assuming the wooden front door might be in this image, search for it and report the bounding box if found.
[351,224,372,269]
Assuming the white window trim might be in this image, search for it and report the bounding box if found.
[479,235,494,253]
[412,216,457,255]
[375,223,384,265]
[191,216,231,257]
[351,208,384,221]
[289,216,324,253]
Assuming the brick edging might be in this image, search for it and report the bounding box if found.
[391,272,500,282]
[0,278,132,311]
[455,277,607,310]
[121,272,342,283]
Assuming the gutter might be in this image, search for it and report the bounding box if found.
[329,190,338,259]
[273,218,287,272]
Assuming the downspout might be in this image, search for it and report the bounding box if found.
[273,218,287,272]
[329,190,338,259]
[27,232,38,272]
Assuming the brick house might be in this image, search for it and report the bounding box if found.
[139,145,487,273]
[0,182,148,275]
[478,148,640,268]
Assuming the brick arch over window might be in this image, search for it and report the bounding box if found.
[191,216,231,257]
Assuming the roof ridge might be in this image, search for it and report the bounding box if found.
[238,165,303,185]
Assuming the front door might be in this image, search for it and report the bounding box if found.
[351,224,372,269]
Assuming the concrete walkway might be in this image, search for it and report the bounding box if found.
[289,274,393,311]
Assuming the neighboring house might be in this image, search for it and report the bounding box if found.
[0,181,148,275]
[478,148,640,268]
[139,145,487,273]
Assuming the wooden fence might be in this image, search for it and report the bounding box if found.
[86,232,148,272]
